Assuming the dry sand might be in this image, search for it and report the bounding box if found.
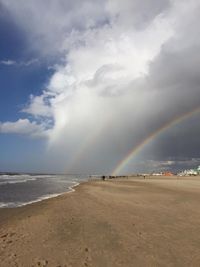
[1,176,200,266]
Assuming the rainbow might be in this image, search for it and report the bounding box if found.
[112,106,200,175]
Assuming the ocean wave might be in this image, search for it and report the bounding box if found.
[0,177,37,185]
[0,182,80,208]
[0,174,32,179]
[0,193,62,208]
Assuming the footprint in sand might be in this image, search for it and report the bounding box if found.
[1,233,8,239]
[35,259,48,267]
[83,247,92,266]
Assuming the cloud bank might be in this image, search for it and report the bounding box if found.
[0,119,48,138]
[1,0,200,173]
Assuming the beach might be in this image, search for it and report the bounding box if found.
[1,176,200,266]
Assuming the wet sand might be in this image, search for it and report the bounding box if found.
[1,176,200,266]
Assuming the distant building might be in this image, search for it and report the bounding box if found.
[178,166,200,176]
[152,172,163,176]
[197,166,200,173]
[163,171,174,176]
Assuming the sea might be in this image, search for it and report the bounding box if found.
[0,173,88,208]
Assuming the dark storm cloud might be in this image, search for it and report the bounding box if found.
[137,21,200,169]
[0,0,109,56]
[107,0,171,30]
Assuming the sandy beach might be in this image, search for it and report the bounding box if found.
[1,176,200,266]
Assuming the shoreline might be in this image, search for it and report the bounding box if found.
[0,175,198,210]
[0,181,82,209]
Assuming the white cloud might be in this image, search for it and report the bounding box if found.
[0,59,38,67]
[0,60,16,65]
[22,94,53,117]
[0,119,49,138]
[20,59,39,66]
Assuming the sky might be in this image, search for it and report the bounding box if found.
[0,0,200,174]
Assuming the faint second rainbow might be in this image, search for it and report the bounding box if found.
[112,106,200,175]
